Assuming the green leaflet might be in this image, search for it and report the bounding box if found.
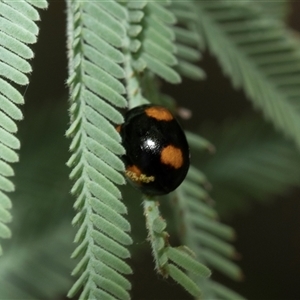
[91,272,130,300]
[168,264,201,298]
[0,143,19,163]
[0,0,45,255]
[0,161,14,177]
[167,247,211,277]
[0,45,31,73]
[0,78,23,104]
[141,53,181,84]
[0,176,14,193]
[0,94,23,120]
[202,249,243,281]
[0,17,36,43]
[197,1,300,150]
[210,281,247,300]
[186,131,216,152]
[91,230,130,259]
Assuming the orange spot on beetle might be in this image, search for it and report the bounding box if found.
[145,106,173,121]
[116,125,122,133]
[160,145,183,169]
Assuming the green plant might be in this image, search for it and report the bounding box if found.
[0,0,299,299]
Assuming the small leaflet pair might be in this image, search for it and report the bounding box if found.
[117,104,190,196]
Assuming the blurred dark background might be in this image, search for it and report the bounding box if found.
[21,1,300,299]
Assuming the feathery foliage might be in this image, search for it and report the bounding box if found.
[198,117,300,217]
[143,198,211,298]
[124,0,181,109]
[171,1,206,80]
[137,1,181,84]
[121,1,243,297]
[0,0,47,254]
[65,0,248,298]
[1,0,299,299]
[170,133,245,299]
[66,1,132,299]
[196,1,300,150]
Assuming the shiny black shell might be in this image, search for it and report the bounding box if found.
[119,104,190,196]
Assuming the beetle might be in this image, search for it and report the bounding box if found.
[118,104,190,196]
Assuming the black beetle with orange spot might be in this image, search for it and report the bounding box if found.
[119,104,190,196]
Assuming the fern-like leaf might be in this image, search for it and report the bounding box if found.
[196,1,300,149]
[127,1,181,85]
[0,0,47,254]
[199,117,300,217]
[170,132,245,299]
[66,1,133,299]
[171,1,206,80]
[143,198,211,298]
